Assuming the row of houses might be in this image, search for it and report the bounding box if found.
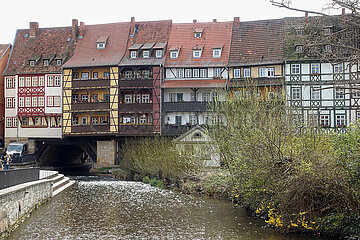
[1,13,359,149]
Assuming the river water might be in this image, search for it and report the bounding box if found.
[8,176,334,240]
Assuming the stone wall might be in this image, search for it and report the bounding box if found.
[97,140,117,166]
[0,179,52,238]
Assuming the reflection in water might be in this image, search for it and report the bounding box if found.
[8,176,333,240]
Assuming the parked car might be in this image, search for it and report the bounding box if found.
[7,142,34,164]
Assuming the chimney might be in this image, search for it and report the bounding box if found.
[29,22,39,38]
[72,19,79,39]
[305,12,309,24]
[130,17,135,36]
[79,22,85,39]
[342,8,346,22]
[213,19,217,23]
[233,17,240,27]
[193,19,197,23]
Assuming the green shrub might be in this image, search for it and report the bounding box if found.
[142,176,150,184]
[149,177,164,188]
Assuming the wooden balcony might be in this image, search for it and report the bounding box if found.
[162,101,211,112]
[161,124,192,136]
[229,77,284,87]
[118,103,153,112]
[118,79,154,88]
[71,124,110,134]
[72,78,110,88]
[118,124,154,135]
[71,101,110,111]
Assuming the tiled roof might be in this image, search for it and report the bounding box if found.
[161,79,226,88]
[120,20,172,66]
[0,44,11,60]
[64,22,130,68]
[4,27,76,75]
[229,19,284,66]
[165,21,233,68]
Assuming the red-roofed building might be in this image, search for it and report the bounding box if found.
[118,18,172,135]
[0,44,11,145]
[163,19,232,135]
[3,21,77,147]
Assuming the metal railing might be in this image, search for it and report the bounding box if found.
[0,168,40,190]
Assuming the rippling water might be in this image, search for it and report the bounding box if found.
[7,176,334,240]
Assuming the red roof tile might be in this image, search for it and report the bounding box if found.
[161,79,226,88]
[165,21,233,68]
[4,26,76,75]
[0,44,11,60]
[229,19,284,66]
[64,22,130,68]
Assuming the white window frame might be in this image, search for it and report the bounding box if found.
[142,94,150,103]
[143,50,150,58]
[311,87,320,100]
[320,115,330,127]
[139,115,147,124]
[19,97,24,107]
[81,117,88,125]
[54,76,61,86]
[214,68,221,78]
[97,42,105,49]
[32,77,38,87]
[25,97,31,107]
[29,60,35,67]
[200,69,207,78]
[19,77,25,87]
[38,97,44,107]
[47,96,54,107]
[295,45,304,53]
[291,87,301,100]
[56,59,62,65]
[43,59,49,66]
[13,118,17,128]
[213,48,221,58]
[47,76,54,86]
[193,69,199,78]
[244,68,251,78]
[39,76,45,86]
[81,72,89,80]
[170,51,178,59]
[54,96,61,107]
[26,77,31,87]
[124,95,132,104]
[177,69,184,78]
[6,118,12,128]
[291,64,301,74]
[311,63,320,74]
[193,50,202,59]
[335,88,345,99]
[334,63,343,73]
[155,49,162,58]
[234,69,241,79]
[185,69,192,78]
[32,97,38,107]
[336,115,346,127]
[169,93,176,102]
[194,32,202,38]
[259,67,274,78]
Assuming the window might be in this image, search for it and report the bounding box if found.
[142,70,151,79]
[190,93,198,101]
[25,97,31,107]
[19,77,25,87]
[6,118,12,128]
[194,32,202,38]
[155,50,162,58]
[291,64,301,74]
[104,72,110,79]
[335,88,345,99]
[193,50,202,58]
[200,69,207,78]
[81,94,88,103]
[81,117,88,125]
[295,45,304,53]
[13,118,17,128]
[72,117,79,125]
[92,117,99,125]
[54,76,61,86]
[203,93,210,102]
[139,115,147,124]
[43,59,49,66]
[6,98,14,108]
[320,115,330,127]
[334,63,343,73]
[6,78,14,89]
[170,51,178,59]
[185,69,192,78]
[73,94,78,102]
[97,42,105,49]
[214,68,221,78]
[47,76,54,86]
[311,63,320,74]
[259,67,274,77]
[323,27,331,36]
[39,76,44,86]
[169,93,176,102]
[92,72,98,79]
[176,93,183,102]
[81,72,89,80]
[47,96,54,107]
[353,90,360,98]
[130,51,137,59]
[295,28,304,36]
[309,114,318,126]
[19,97,24,107]
[325,45,332,52]
[56,59,62,65]
[336,115,346,127]
[136,94,141,103]
[142,94,150,103]
[21,117,29,126]
[100,116,107,124]
[125,95,132,104]
[311,87,320,100]
[193,69,199,78]
[54,96,61,107]
[38,97,44,107]
[73,72,79,79]
[26,77,31,87]
[189,115,197,125]
[32,97,37,107]
[244,68,251,78]
[175,116,182,125]
[234,69,241,78]
[213,49,221,58]
[92,94,98,101]
[292,87,301,100]
[143,51,150,58]
[104,94,110,102]
[29,60,35,67]
[177,69,184,78]
[32,77,38,87]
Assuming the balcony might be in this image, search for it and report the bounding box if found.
[118,124,154,135]
[161,124,192,136]
[71,124,110,134]
[71,101,110,111]
[118,79,153,88]
[229,77,283,87]
[119,103,153,112]
[162,101,211,112]
[72,78,110,88]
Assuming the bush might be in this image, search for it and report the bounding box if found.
[149,177,164,188]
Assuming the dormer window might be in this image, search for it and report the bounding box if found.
[97,42,106,49]
[325,45,332,52]
[323,27,332,36]
[170,51,178,59]
[156,49,162,58]
[56,59,62,65]
[193,50,202,58]
[143,50,150,58]
[43,59,49,66]
[194,28,203,38]
[295,45,304,53]
[29,60,35,67]
[96,35,108,49]
[130,51,137,59]
[213,48,222,58]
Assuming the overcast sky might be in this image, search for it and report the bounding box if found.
[0,0,335,44]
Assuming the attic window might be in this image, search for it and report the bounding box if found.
[323,27,332,36]
[43,59,49,66]
[143,50,150,58]
[56,59,62,65]
[193,50,202,58]
[193,132,202,138]
[97,42,106,49]
[213,48,222,58]
[130,51,137,59]
[29,60,35,67]
[194,28,203,38]
[156,50,162,58]
[295,45,304,53]
[170,51,178,59]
